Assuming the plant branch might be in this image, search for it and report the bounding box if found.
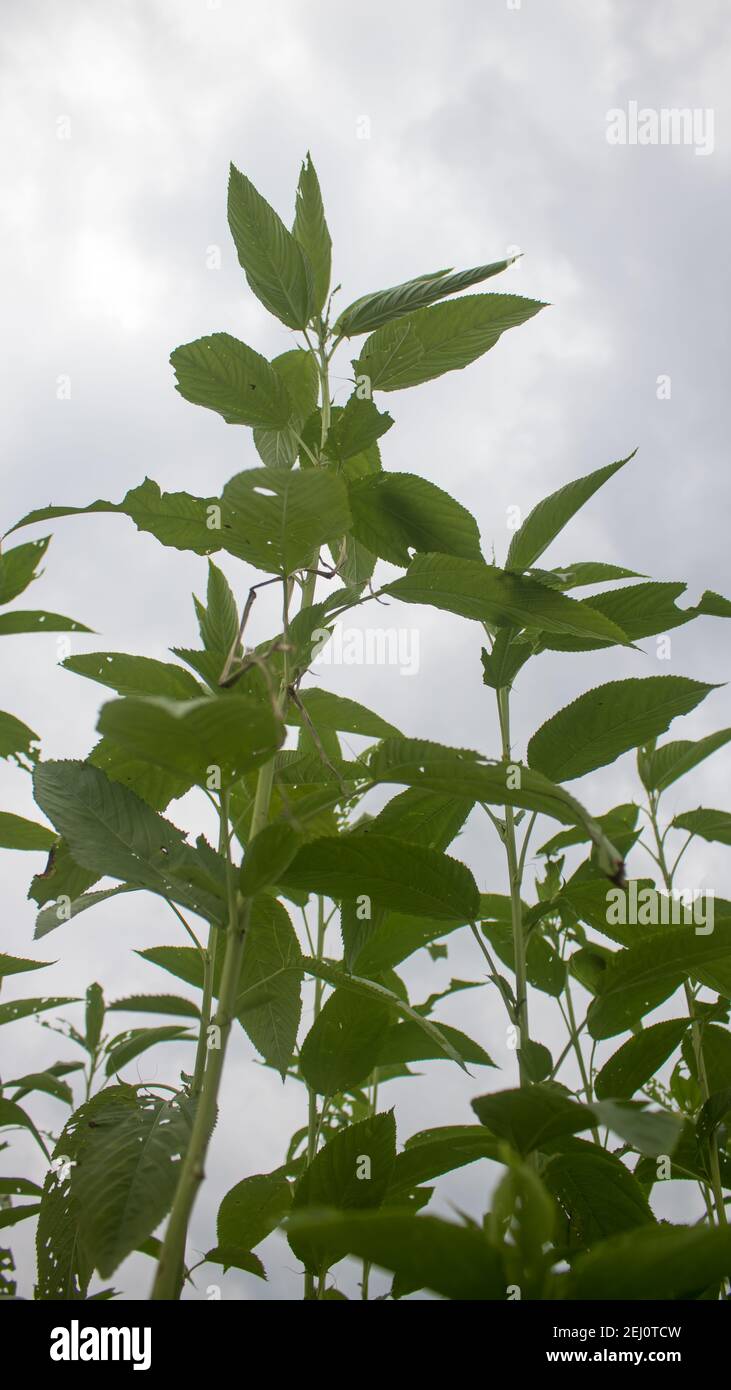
[495,685,531,1085]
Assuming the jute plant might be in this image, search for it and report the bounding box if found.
[2,155,730,1301]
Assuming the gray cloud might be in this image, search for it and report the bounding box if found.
[1,0,729,1299]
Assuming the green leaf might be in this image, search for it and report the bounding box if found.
[388,1126,499,1195]
[292,153,331,317]
[73,1090,195,1277]
[634,1119,731,1190]
[697,1087,731,1141]
[480,630,531,690]
[590,1099,683,1157]
[238,897,303,1077]
[87,734,191,811]
[0,811,55,851]
[300,989,392,1095]
[528,676,717,782]
[541,561,645,588]
[339,897,384,973]
[29,839,99,909]
[239,822,303,896]
[0,1177,44,1198]
[544,1147,654,1246]
[353,910,464,976]
[335,258,518,336]
[385,554,630,644]
[0,996,77,1027]
[0,952,54,978]
[569,1224,731,1300]
[473,1086,679,1159]
[366,739,627,870]
[104,1025,194,1076]
[8,479,236,560]
[170,332,293,427]
[221,467,351,575]
[587,919,731,1039]
[0,709,41,762]
[0,1097,49,1156]
[8,1069,74,1105]
[35,885,136,941]
[348,472,482,566]
[364,786,472,852]
[0,610,91,635]
[289,1112,396,1273]
[228,162,313,329]
[471,1085,592,1155]
[642,729,731,793]
[204,1246,266,1278]
[281,833,479,922]
[533,579,731,654]
[107,993,200,1020]
[538,802,639,860]
[672,807,731,846]
[684,1024,731,1095]
[253,349,320,470]
[354,293,545,392]
[0,535,50,603]
[33,760,222,919]
[287,689,400,740]
[34,1087,134,1298]
[322,394,394,463]
[287,1208,505,1298]
[86,984,105,1052]
[376,1020,494,1068]
[115,479,227,555]
[63,651,201,700]
[302,958,469,1071]
[0,1203,41,1231]
[137,945,207,991]
[97,694,283,787]
[594,1020,688,1099]
[217,1172,291,1253]
[195,560,240,660]
[506,453,636,572]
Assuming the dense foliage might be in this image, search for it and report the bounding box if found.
[2,155,730,1301]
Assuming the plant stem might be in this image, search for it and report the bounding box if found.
[563,978,594,1104]
[154,324,333,1301]
[646,792,726,1227]
[151,781,274,1300]
[361,1065,379,1301]
[304,894,327,1300]
[496,685,531,1085]
[562,977,602,1145]
[191,814,227,1097]
[316,329,331,454]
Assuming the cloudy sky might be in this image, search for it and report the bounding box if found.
[1,0,729,1300]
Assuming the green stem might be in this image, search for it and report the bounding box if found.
[563,979,593,1104]
[191,810,228,1097]
[316,330,332,454]
[361,1065,379,1301]
[562,977,602,1146]
[647,792,726,1227]
[151,781,274,1300]
[304,895,327,1301]
[154,327,330,1301]
[496,685,530,1085]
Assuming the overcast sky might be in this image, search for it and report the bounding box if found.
[1,0,730,1300]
